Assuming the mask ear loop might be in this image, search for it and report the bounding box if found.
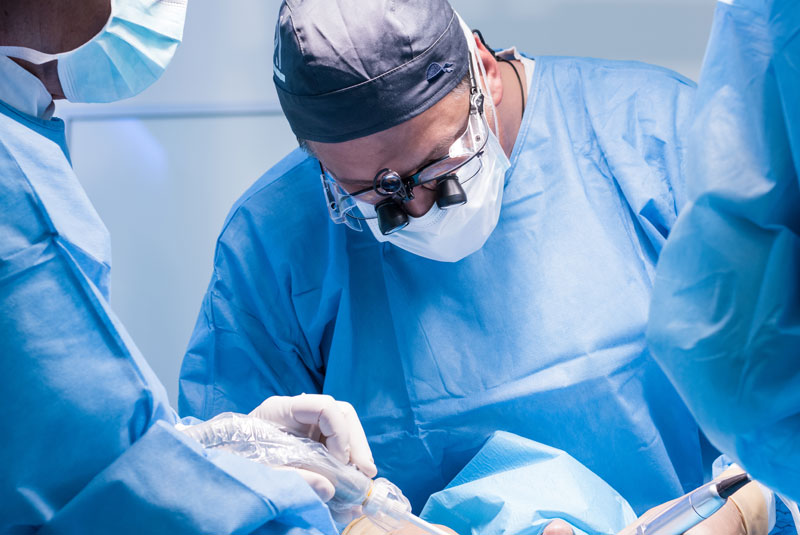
[0,46,58,64]
[472,29,525,118]
[455,14,500,137]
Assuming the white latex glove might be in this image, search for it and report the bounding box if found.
[618,466,764,535]
[273,466,338,502]
[250,394,378,479]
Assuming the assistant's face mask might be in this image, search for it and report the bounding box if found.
[357,16,511,263]
[0,0,187,103]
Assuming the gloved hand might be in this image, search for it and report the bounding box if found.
[617,467,767,535]
[617,500,746,535]
[249,394,378,501]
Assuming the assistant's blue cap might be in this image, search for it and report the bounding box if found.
[273,0,470,143]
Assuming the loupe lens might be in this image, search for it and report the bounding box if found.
[436,176,467,208]
[375,199,409,235]
[376,170,404,195]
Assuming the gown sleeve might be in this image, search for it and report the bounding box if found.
[587,60,696,256]
[646,0,800,503]
[0,139,336,535]
[179,181,328,420]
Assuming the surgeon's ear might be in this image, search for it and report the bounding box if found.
[472,34,504,108]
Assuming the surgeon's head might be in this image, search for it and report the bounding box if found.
[0,0,111,98]
[0,0,111,53]
[274,0,523,262]
[0,0,187,103]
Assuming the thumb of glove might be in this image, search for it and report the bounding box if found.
[274,466,337,503]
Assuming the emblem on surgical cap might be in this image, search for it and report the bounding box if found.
[273,11,287,83]
[426,62,455,82]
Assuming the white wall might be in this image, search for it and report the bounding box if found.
[61,0,718,407]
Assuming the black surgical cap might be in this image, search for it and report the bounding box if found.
[273,0,470,143]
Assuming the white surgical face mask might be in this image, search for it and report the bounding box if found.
[0,0,187,103]
[358,14,511,263]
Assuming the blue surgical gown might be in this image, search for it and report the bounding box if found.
[647,0,800,503]
[0,98,337,534]
[180,56,707,514]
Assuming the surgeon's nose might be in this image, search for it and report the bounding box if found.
[403,185,438,217]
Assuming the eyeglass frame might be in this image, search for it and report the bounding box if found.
[341,92,487,204]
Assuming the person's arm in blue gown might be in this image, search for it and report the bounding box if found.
[0,147,336,534]
[647,0,800,507]
[179,154,330,420]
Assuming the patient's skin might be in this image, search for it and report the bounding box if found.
[542,519,575,535]
[390,525,459,535]
[389,518,573,535]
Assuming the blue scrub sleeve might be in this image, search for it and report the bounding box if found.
[647,0,800,503]
[40,421,336,535]
[0,148,336,534]
[180,201,327,419]
[586,61,696,255]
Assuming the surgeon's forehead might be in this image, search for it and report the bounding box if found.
[310,87,470,185]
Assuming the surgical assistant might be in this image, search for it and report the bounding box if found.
[647,0,800,506]
[0,1,343,532]
[180,0,709,515]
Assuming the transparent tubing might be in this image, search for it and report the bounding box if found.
[181,413,450,535]
[362,479,451,535]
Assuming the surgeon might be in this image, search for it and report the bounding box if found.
[0,1,378,533]
[179,0,767,532]
[647,0,800,526]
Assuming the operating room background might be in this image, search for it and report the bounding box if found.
[60,0,717,407]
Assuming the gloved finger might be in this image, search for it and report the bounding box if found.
[617,499,677,535]
[289,395,362,466]
[275,466,336,502]
[252,394,377,476]
[250,396,311,437]
[315,399,377,477]
[542,519,575,535]
[684,501,747,535]
[334,401,377,477]
[258,394,344,446]
[330,504,364,526]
